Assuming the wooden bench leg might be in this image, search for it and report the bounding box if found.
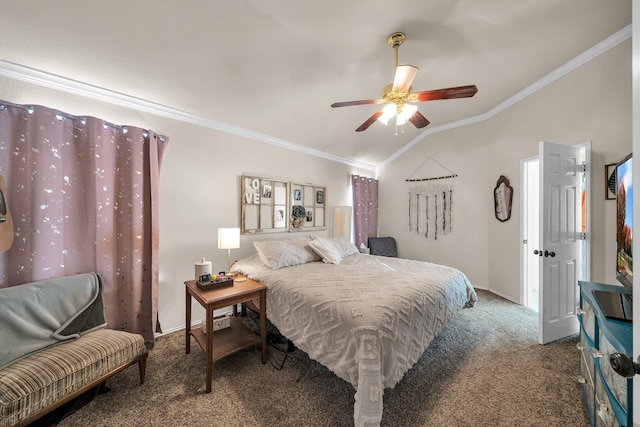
[138,353,148,384]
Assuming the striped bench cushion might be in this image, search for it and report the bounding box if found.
[0,328,146,427]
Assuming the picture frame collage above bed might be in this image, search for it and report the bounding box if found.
[241,175,327,235]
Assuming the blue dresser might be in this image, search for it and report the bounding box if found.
[577,281,633,426]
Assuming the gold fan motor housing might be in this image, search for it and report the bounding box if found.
[380,84,418,111]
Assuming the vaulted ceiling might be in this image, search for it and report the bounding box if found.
[0,1,631,170]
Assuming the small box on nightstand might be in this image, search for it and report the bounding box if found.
[197,275,233,291]
[202,314,231,333]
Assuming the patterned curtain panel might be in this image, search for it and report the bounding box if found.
[0,101,168,345]
[351,174,378,249]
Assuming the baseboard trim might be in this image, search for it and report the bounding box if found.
[485,288,521,305]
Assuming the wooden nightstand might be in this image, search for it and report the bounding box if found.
[184,276,267,393]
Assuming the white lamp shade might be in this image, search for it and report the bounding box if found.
[218,227,240,250]
[332,206,352,239]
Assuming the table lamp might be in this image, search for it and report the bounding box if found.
[218,227,240,274]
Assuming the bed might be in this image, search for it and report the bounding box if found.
[231,237,477,426]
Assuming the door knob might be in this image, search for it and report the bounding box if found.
[609,353,640,378]
[533,250,542,256]
[544,250,556,258]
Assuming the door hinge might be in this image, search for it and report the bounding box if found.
[579,162,586,173]
[578,232,586,240]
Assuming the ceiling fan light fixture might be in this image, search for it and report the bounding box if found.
[395,103,418,126]
[377,104,397,125]
[396,114,409,126]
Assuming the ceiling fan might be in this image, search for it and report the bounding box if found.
[331,32,478,132]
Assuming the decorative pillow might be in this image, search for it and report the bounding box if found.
[328,237,359,258]
[308,238,343,264]
[253,240,317,270]
[287,238,322,262]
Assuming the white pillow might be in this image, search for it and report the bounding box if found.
[327,237,359,257]
[287,238,322,262]
[253,240,317,270]
[308,238,343,264]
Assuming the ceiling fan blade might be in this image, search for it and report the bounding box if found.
[331,98,380,108]
[392,65,419,93]
[355,111,383,132]
[409,111,430,129]
[413,85,478,102]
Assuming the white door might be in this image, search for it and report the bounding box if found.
[538,141,588,344]
[521,157,540,311]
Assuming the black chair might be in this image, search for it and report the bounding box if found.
[368,237,398,257]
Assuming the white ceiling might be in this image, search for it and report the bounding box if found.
[0,1,632,169]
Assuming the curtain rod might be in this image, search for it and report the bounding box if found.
[405,156,458,182]
[405,174,458,182]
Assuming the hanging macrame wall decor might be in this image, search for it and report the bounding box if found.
[406,157,457,240]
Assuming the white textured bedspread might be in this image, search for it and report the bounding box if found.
[232,253,477,426]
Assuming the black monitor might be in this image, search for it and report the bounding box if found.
[593,290,632,323]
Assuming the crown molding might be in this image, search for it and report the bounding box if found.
[0,24,630,175]
[0,60,377,172]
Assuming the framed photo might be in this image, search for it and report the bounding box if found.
[294,188,302,201]
[316,189,324,204]
[605,162,617,200]
[262,184,272,199]
[275,208,285,228]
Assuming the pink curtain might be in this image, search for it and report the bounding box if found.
[351,174,378,249]
[0,101,168,345]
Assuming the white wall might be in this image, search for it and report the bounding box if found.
[377,122,492,288]
[158,126,370,331]
[0,75,373,333]
[379,39,632,302]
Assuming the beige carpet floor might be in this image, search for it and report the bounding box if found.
[57,290,590,426]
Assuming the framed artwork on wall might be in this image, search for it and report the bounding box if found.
[240,175,327,234]
[493,175,513,222]
[241,175,289,234]
[605,162,617,200]
[290,182,326,232]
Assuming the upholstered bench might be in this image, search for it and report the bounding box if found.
[0,273,148,427]
[0,328,147,426]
